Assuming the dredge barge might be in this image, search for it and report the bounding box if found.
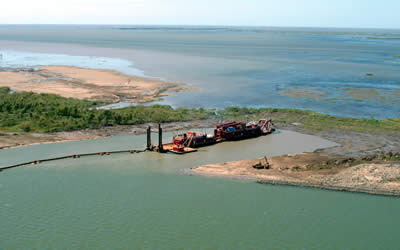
[149,119,274,154]
[0,119,274,172]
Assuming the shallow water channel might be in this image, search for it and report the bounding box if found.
[1,130,399,249]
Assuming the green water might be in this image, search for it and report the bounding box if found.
[1,131,399,249]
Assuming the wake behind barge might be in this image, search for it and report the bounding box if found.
[148,119,274,154]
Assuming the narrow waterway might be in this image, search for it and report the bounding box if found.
[1,131,399,248]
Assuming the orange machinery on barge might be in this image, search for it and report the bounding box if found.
[152,119,274,154]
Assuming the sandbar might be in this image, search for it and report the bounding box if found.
[0,66,192,103]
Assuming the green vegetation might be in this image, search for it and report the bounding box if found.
[0,87,399,135]
[219,107,400,135]
[378,152,400,161]
[0,87,10,96]
[0,87,212,132]
[393,54,400,57]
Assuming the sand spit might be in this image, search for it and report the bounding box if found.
[0,66,192,103]
[192,153,400,196]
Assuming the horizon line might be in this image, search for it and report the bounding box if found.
[0,23,399,31]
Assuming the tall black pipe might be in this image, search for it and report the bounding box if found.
[158,123,163,152]
[146,126,152,150]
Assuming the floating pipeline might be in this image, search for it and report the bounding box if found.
[0,149,146,172]
[1,120,275,172]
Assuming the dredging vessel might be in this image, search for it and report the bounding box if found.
[0,119,274,171]
[149,119,274,154]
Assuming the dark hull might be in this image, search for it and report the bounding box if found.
[189,138,217,148]
[218,129,262,141]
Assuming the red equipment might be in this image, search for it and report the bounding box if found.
[173,132,216,148]
[170,119,274,152]
[214,119,273,141]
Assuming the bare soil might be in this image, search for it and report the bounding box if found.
[192,152,400,196]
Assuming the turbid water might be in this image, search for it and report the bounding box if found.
[0,25,399,118]
[1,131,400,248]
[1,25,400,248]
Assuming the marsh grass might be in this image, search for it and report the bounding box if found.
[1,87,399,135]
[219,107,400,135]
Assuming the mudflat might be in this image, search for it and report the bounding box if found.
[0,66,191,103]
